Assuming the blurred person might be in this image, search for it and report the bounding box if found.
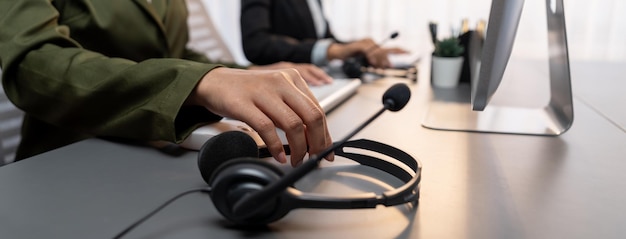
[241,0,407,69]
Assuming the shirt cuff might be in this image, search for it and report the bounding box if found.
[311,38,334,66]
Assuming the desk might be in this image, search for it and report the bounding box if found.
[2,60,626,238]
[569,60,626,132]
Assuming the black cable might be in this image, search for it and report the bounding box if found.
[113,187,212,239]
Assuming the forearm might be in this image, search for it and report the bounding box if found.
[13,44,219,140]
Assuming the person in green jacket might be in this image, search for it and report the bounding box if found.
[0,0,334,166]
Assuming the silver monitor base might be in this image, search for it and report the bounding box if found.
[422,85,571,136]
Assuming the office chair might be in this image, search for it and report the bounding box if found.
[186,0,237,64]
[0,69,24,165]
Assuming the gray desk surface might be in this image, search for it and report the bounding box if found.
[569,60,626,132]
[2,60,626,239]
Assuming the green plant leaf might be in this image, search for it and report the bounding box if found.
[434,37,465,57]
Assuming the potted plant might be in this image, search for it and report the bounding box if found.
[431,37,465,88]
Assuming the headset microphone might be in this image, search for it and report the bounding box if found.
[231,83,411,219]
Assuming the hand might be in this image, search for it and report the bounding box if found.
[365,47,408,68]
[328,38,409,68]
[249,62,333,86]
[187,67,334,166]
[328,38,377,60]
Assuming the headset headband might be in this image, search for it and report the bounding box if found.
[274,139,421,211]
[205,134,421,225]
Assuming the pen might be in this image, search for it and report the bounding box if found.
[476,19,486,37]
[461,18,469,34]
[428,22,438,45]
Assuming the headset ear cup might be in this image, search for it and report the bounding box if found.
[209,158,288,225]
[197,131,259,184]
[342,54,370,78]
[342,56,363,78]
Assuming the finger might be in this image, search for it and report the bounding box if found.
[279,70,332,164]
[305,65,333,85]
[366,54,380,68]
[232,105,288,164]
[255,93,309,166]
[305,121,334,162]
[285,69,320,108]
[368,48,395,68]
[385,47,409,54]
[298,68,325,86]
[378,53,392,68]
[286,99,329,166]
[270,107,308,166]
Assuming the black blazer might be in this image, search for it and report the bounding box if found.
[240,0,335,65]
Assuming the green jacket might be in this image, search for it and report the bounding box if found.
[0,0,225,160]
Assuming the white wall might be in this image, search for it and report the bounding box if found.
[322,0,626,62]
[195,0,624,63]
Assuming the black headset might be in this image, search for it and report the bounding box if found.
[342,54,369,78]
[113,84,419,237]
[341,31,419,81]
[198,130,421,225]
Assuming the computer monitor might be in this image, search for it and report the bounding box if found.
[422,0,574,136]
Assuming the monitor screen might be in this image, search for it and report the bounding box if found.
[470,0,525,111]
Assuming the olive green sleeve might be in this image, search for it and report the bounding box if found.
[0,1,221,143]
[183,47,248,69]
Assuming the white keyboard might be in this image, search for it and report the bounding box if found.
[310,78,361,113]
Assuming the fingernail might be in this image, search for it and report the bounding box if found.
[277,152,287,164]
[326,152,335,162]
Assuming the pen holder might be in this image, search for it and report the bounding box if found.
[457,30,474,84]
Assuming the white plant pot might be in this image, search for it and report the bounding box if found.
[431,56,464,88]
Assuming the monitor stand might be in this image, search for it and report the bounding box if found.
[421,0,573,136]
